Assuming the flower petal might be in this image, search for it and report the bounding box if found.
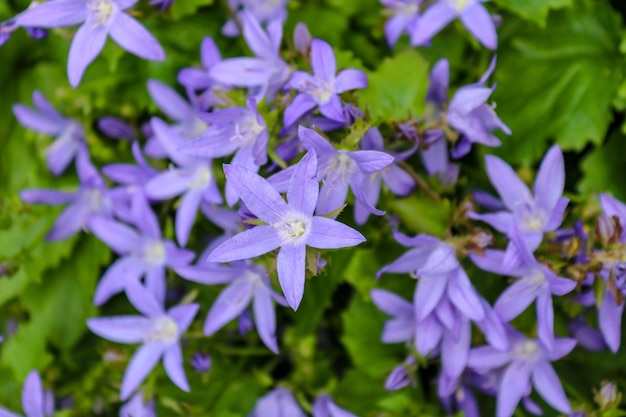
[253,286,279,353]
[460,3,497,50]
[370,289,413,317]
[209,58,272,87]
[277,244,306,310]
[163,344,189,392]
[93,257,144,306]
[109,12,165,61]
[497,361,532,417]
[120,342,166,400]
[175,188,203,246]
[286,150,319,216]
[67,22,108,87]
[598,289,624,353]
[484,154,532,212]
[204,279,254,335]
[410,1,457,46]
[22,371,45,417]
[13,104,65,135]
[335,69,367,93]
[349,150,394,173]
[89,217,141,254]
[531,361,571,414]
[310,38,336,83]
[147,79,193,123]
[87,316,151,343]
[533,145,564,214]
[207,226,282,263]
[283,93,317,127]
[494,278,542,321]
[16,0,87,27]
[307,216,365,249]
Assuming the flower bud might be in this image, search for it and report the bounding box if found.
[596,214,619,246]
[595,381,621,409]
[97,116,134,140]
[190,352,212,373]
[294,22,311,54]
[385,364,411,391]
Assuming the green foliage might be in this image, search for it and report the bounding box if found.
[579,131,626,200]
[493,0,625,164]
[358,48,430,123]
[493,0,572,26]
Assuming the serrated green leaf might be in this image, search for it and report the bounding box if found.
[493,0,625,164]
[358,48,430,123]
[493,0,572,26]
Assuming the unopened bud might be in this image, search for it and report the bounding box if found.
[97,116,134,140]
[294,22,311,54]
[385,365,411,391]
[595,381,621,409]
[596,215,619,246]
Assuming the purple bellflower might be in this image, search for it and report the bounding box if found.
[144,79,209,159]
[89,195,194,306]
[190,352,212,373]
[380,0,421,47]
[13,90,86,176]
[144,118,222,246]
[207,150,366,310]
[468,330,575,417]
[97,116,135,140]
[385,356,416,391]
[87,282,199,401]
[470,145,568,253]
[210,13,291,101]
[177,37,229,110]
[411,0,497,49]
[354,127,416,225]
[181,98,269,206]
[21,150,114,241]
[249,388,306,417]
[222,0,289,37]
[177,261,287,353]
[312,394,359,417]
[470,224,576,349]
[370,288,415,344]
[596,193,626,352]
[298,126,394,217]
[16,0,165,87]
[284,38,367,127]
[293,22,312,54]
[120,391,156,417]
[0,370,54,417]
[103,142,159,223]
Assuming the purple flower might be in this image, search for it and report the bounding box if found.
[249,388,305,417]
[380,0,421,47]
[470,145,569,252]
[17,0,165,87]
[445,58,510,158]
[207,150,366,310]
[150,0,173,11]
[87,282,199,400]
[384,356,416,391]
[210,13,291,101]
[177,37,229,110]
[354,128,416,224]
[190,352,212,373]
[177,262,287,353]
[222,0,288,37]
[370,288,415,344]
[468,331,575,417]
[97,116,135,140]
[144,79,208,159]
[470,224,576,349]
[569,316,606,352]
[21,151,114,241]
[312,394,359,417]
[144,118,222,246]
[13,90,85,176]
[293,22,311,54]
[89,195,194,305]
[0,370,55,417]
[181,99,269,206]
[284,39,367,126]
[411,0,497,49]
[298,126,394,217]
[120,391,156,417]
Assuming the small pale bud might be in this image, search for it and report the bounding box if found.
[294,22,311,54]
[596,214,618,246]
[595,381,621,409]
[384,365,411,391]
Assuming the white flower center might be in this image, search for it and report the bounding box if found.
[525,268,546,289]
[513,340,539,360]
[232,113,265,146]
[145,316,178,343]
[448,0,471,12]
[323,153,355,187]
[276,213,311,244]
[399,2,419,15]
[87,189,103,212]
[522,214,544,232]
[188,165,212,189]
[184,117,208,139]
[142,241,166,267]
[89,0,116,26]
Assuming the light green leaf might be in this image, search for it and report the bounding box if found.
[358,48,430,123]
[579,132,626,201]
[170,0,215,20]
[493,0,572,26]
[388,196,451,236]
[493,0,624,164]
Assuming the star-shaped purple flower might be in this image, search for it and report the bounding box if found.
[87,282,199,400]
[17,0,165,87]
[13,90,86,176]
[284,38,367,127]
[207,150,366,310]
[380,0,421,47]
[412,0,497,49]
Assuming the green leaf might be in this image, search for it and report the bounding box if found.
[493,0,625,164]
[579,131,626,200]
[170,0,215,20]
[341,294,403,378]
[493,0,572,26]
[388,196,451,236]
[1,318,53,381]
[358,48,430,123]
[342,249,379,298]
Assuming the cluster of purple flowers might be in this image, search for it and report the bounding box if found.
[5,0,624,416]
